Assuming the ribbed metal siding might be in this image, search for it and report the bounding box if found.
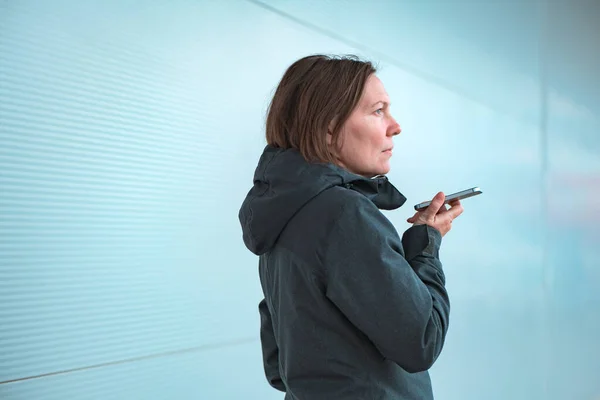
[0,1,260,394]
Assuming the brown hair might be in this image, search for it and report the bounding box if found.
[265,54,377,164]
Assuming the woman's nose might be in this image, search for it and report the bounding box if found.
[389,119,401,136]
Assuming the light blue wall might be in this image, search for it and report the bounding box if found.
[1,1,598,399]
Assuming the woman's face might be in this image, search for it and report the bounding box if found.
[330,74,401,177]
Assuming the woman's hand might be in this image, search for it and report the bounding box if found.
[406,192,464,237]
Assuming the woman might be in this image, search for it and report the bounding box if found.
[239,54,463,399]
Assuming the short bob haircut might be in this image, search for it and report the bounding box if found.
[266,54,376,164]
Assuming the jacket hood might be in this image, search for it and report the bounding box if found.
[239,145,407,255]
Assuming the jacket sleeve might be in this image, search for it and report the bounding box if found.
[258,299,286,392]
[323,197,450,373]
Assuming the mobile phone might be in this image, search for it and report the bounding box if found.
[414,187,482,211]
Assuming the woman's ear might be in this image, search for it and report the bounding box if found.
[326,118,337,146]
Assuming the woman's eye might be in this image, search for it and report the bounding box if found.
[375,108,383,115]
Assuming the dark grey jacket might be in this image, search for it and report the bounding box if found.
[239,145,450,399]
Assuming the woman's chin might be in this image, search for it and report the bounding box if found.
[377,162,391,176]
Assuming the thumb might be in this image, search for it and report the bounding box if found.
[423,192,446,216]
[407,213,418,223]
